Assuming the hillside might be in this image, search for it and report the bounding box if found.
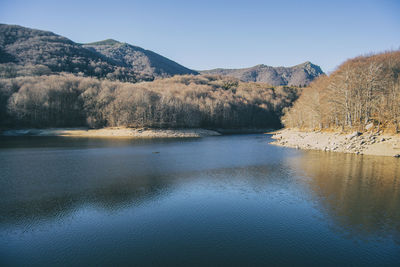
[0,24,195,81]
[201,61,324,86]
[0,24,149,82]
[282,50,400,133]
[83,39,198,78]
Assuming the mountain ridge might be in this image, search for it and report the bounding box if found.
[200,61,324,86]
[0,24,196,80]
[0,23,323,85]
[83,39,198,77]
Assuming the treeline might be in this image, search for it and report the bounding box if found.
[0,74,298,129]
[282,50,400,133]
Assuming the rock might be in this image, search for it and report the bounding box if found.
[365,123,374,130]
[394,154,400,158]
[380,138,385,142]
[347,131,362,140]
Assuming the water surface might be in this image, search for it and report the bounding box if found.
[0,134,399,266]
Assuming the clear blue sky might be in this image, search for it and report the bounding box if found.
[1,0,399,72]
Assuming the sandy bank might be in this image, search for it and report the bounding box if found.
[2,127,221,138]
[270,129,400,157]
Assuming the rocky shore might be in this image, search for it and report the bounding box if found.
[270,129,400,157]
[1,127,221,138]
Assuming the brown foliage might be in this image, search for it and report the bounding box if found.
[283,50,400,133]
[0,74,299,129]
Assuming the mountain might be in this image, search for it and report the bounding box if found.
[0,24,195,81]
[200,62,324,86]
[83,39,198,78]
[0,24,322,85]
[0,24,143,81]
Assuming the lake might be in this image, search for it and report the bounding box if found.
[0,134,399,266]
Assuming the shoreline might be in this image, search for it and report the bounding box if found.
[270,128,400,157]
[1,127,222,138]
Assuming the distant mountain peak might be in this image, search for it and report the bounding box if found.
[201,62,324,86]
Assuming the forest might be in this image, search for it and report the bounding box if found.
[0,74,298,129]
[282,50,400,133]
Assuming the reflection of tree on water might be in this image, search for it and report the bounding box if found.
[0,172,173,226]
[0,137,200,226]
[0,156,282,227]
[292,151,400,240]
